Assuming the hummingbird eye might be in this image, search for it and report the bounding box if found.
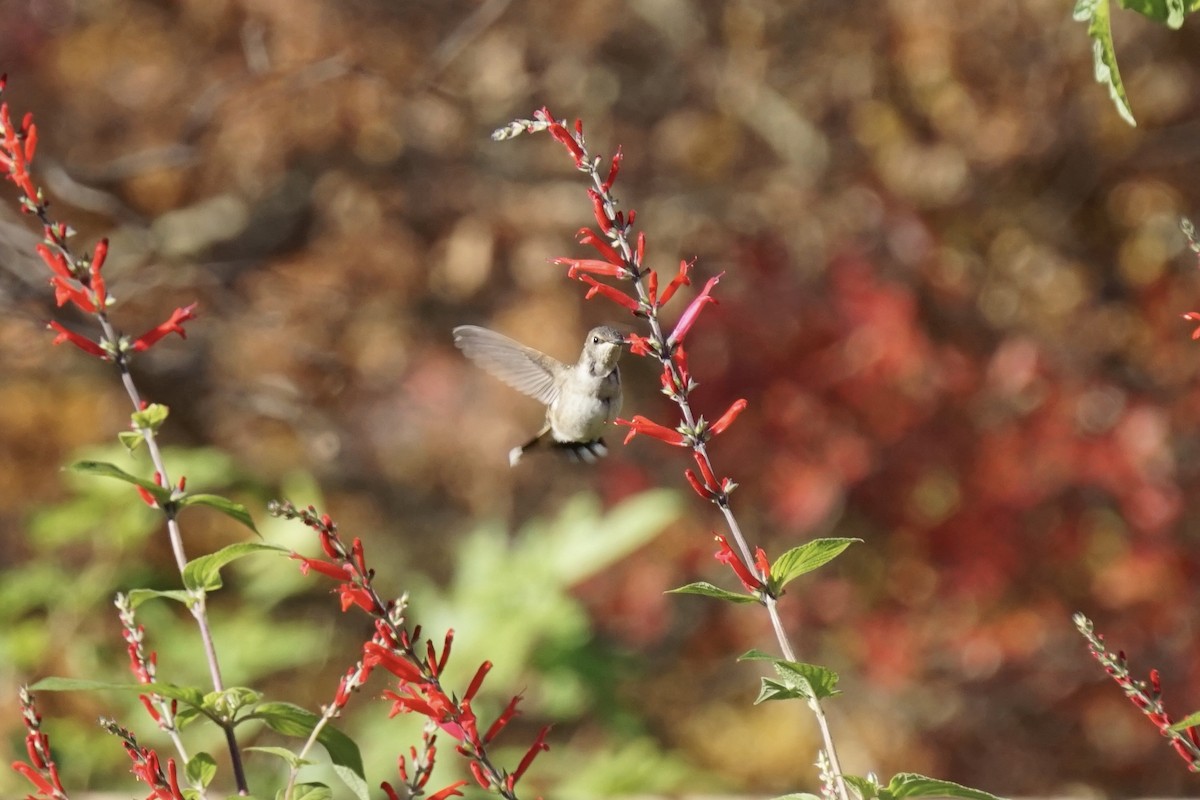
[592,336,600,344]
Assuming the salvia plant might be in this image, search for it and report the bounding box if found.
[11,76,1184,800]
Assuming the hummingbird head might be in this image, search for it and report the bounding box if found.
[583,325,627,375]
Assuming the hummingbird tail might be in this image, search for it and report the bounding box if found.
[554,439,608,463]
[508,436,608,466]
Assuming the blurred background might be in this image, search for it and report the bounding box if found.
[2,0,1200,796]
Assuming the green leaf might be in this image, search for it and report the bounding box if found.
[125,587,194,608]
[1117,0,1199,27]
[182,542,286,592]
[740,651,841,701]
[249,702,364,778]
[666,581,759,604]
[771,794,823,800]
[887,774,1005,800]
[67,460,172,503]
[29,677,207,707]
[202,687,262,721]
[1074,0,1136,125]
[1170,710,1200,731]
[132,403,170,432]
[118,431,145,452]
[291,784,332,800]
[770,538,860,590]
[185,753,217,788]
[333,764,371,800]
[179,493,259,534]
[244,746,308,769]
[846,774,884,800]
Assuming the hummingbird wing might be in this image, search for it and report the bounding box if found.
[452,325,564,406]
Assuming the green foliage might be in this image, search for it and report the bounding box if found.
[250,705,362,777]
[185,752,217,788]
[667,580,759,603]
[179,494,259,534]
[9,441,696,796]
[1170,710,1200,731]
[1074,0,1200,125]
[845,772,1006,800]
[741,649,841,702]
[182,542,285,592]
[770,538,860,593]
[69,459,174,503]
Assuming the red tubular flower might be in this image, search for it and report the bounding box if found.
[426,780,469,800]
[36,243,71,279]
[135,484,158,508]
[647,270,658,306]
[626,333,654,356]
[684,468,712,500]
[350,537,366,574]
[542,109,585,166]
[469,761,490,789]
[364,642,424,683]
[383,689,437,719]
[578,274,641,312]
[587,188,612,233]
[438,629,454,674]
[425,640,440,677]
[553,257,627,277]
[668,273,722,347]
[90,238,108,307]
[1185,312,1200,340]
[616,415,686,446]
[714,533,765,592]
[131,303,198,352]
[12,761,55,796]
[47,321,106,357]
[754,547,771,581]
[602,146,622,192]
[577,227,623,264]
[338,584,376,613]
[463,661,492,702]
[50,275,96,312]
[138,695,161,723]
[23,121,37,164]
[484,694,523,743]
[290,553,349,581]
[707,399,748,437]
[512,725,551,783]
[658,258,694,306]
[694,451,718,488]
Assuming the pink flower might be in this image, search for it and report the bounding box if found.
[668,273,722,347]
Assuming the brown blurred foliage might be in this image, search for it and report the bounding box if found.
[3,0,1200,795]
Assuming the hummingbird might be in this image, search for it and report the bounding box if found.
[452,324,627,466]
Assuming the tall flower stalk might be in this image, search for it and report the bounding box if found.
[495,108,851,800]
[0,75,247,792]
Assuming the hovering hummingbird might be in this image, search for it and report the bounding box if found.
[452,324,627,466]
